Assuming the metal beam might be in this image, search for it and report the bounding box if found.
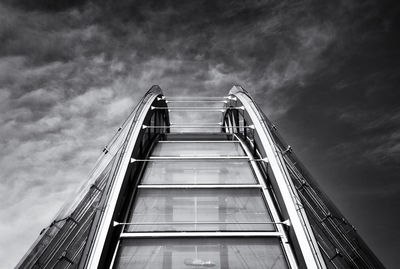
[158,140,240,143]
[151,106,244,110]
[114,221,290,226]
[166,100,228,103]
[84,88,163,269]
[229,85,326,269]
[137,184,262,189]
[142,125,255,129]
[120,231,282,238]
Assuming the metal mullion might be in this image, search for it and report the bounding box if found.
[284,159,360,258]
[165,97,228,100]
[284,158,329,213]
[120,231,282,238]
[65,240,86,269]
[44,208,96,268]
[84,89,162,269]
[158,140,240,143]
[108,240,120,269]
[167,100,226,102]
[231,87,326,269]
[169,109,225,112]
[143,125,255,129]
[58,214,94,269]
[170,123,223,125]
[295,189,359,267]
[147,156,249,160]
[152,106,243,110]
[163,96,235,101]
[137,183,257,188]
[117,221,286,226]
[107,134,160,268]
[234,134,299,269]
[226,110,234,134]
[131,157,273,162]
[73,187,102,221]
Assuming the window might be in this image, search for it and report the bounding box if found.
[141,161,257,185]
[113,238,289,269]
[112,134,293,269]
[151,142,246,157]
[126,189,274,232]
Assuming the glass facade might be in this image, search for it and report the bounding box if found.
[151,142,246,157]
[141,160,256,184]
[126,188,274,232]
[168,104,225,133]
[112,135,289,268]
[113,238,289,269]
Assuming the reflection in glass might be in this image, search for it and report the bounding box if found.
[141,161,256,184]
[113,238,289,269]
[151,142,246,157]
[126,189,274,232]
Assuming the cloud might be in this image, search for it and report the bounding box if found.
[331,106,400,165]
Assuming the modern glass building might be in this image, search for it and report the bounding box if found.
[17,86,384,269]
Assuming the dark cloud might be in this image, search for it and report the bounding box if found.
[0,0,398,267]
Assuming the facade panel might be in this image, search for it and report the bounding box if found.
[151,141,246,156]
[141,160,257,185]
[113,238,289,269]
[126,188,274,232]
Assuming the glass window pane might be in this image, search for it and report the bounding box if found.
[141,161,257,184]
[151,142,246,157]
[126,189,274,232]
[113,238,289,269]
[169,111,224,133]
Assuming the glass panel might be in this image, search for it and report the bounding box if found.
[113,238,289,269]
[141,161,257,184]
[126,189,274,231]
[151,142,246,157]
[169,110,224,133]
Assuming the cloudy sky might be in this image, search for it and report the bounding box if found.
[0,0,399,267]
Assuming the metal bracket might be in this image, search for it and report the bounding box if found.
[282,145,293,155]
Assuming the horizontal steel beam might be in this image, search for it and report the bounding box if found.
[142,125,255,129]
[159,96,234,100]
[137,184,262,189]
[120,231,282,238]
[166,100,228,103]
[130,157,268,162]
[151,106,244,110]
[158,140,240,143]
[115,220,290,226]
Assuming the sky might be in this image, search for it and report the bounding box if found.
[0,0,399,268]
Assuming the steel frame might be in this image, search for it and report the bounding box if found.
[227,85,326,269]
[84,87,165,269]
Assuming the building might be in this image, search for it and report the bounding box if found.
[17,85,384,268]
